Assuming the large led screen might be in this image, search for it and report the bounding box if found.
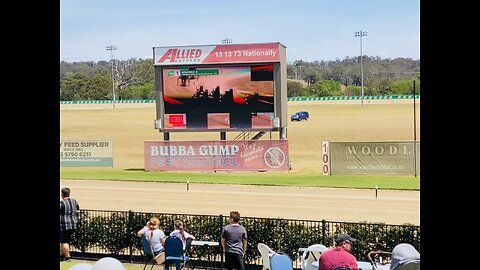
[162,65,275,131]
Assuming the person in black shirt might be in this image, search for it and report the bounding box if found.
[60,187,79,262]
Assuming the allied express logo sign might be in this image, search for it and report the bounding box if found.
[154,43,281,65]
[157,48,204,63]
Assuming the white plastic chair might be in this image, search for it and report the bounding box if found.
[257,243,276,270]
[300,244,328,270]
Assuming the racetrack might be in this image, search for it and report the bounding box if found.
[60,99,420,225]
[61,179,420,225]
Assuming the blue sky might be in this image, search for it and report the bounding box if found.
[60,0,419,63]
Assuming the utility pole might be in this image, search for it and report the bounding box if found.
[355,31,367,106]
[106,45,117,110]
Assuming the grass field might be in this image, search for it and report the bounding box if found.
[60,100,420,190]
[60,99,420,270]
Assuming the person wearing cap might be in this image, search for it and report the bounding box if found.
[317,234,359,270]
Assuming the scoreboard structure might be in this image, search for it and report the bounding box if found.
[152,42,288,139]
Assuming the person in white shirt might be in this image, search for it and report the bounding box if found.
[170,219,196,252]
[137,217,166,265]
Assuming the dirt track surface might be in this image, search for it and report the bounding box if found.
[61,179,420,225]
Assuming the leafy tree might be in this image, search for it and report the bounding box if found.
[345,86,361,96]
[287,80,307,97]
[390,78,420,95]
[60,56,420,100]
[310,80,342,96]
[118,83,155,100]
[60,72,89,101]
[369,78,393,95]
[130,59,155,86]
[84,73,111,100]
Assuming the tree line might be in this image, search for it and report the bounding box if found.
[60,56,420,101]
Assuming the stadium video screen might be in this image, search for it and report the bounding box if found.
[162,65,275,131]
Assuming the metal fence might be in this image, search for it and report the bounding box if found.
[70,209,420,269]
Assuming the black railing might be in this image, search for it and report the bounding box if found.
[70,209,420,269]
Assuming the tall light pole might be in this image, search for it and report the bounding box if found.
[222,38,232,44]
[106,45,117,109]
[355,31,367,106]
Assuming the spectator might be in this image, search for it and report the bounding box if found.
[60,187,80,262]
[137,217,166,265]
[170,219,196,253]
[318,234,359,270]
[390,243,420,270]
[220,211,248,270]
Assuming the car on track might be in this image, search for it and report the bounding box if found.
[291,111,309,121]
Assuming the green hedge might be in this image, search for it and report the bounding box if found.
[71,210,419,265]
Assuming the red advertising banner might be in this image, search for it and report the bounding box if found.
[154,43,282,66]
[144,140,289,171]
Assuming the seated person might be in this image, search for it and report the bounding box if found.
[137,217,166,265]
[170,219,196,253]
[318,234,359,270]
[168,220,196,270]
